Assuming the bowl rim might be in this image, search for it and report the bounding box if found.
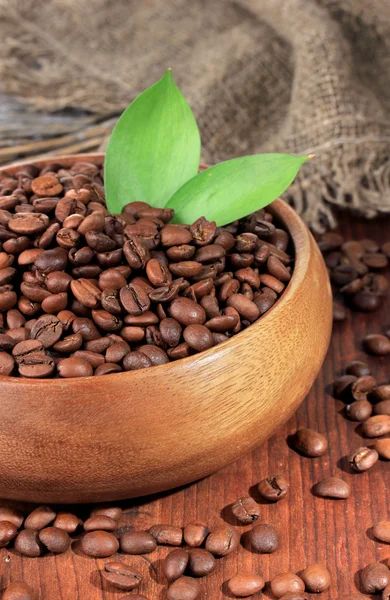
[0,153,312,386]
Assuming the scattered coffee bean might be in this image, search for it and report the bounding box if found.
[148,524,183,546]
[120,530,157,554]
[227,573,265,597]
[24,505,56,530]
[38,526,71,554]
[361,415,390,437]
[346,399,372,421]
[183,521,209,547]
[363,334,390,356]
[270,573,305,598]
[246,523,279,553]
[0,520,18,547]
[102,562,142,591]
[373,521,390,543]
[188,548,216,577]
[360,562,390,594]
[300,564,331,593]
[81,530,119,557]
[374,400,390,416]
[373,385,390,402]
[0,507,23,528]
[53,512,81,533]
[230,496,260,524]
[3,582,36,600]
[90,505,123,521]
[348,446,379,472]
[257,476,288,502]
[83,515,117,532]
[375,438,390,459]
[14,530,43,557]
[333,374,357,400]
[163,549,189,582]
[292,428,328,457]
[346,360,370,377]
[205,524,240,557]
[351,375,376,400]
[167,576,201,600]
[312,477,350,499]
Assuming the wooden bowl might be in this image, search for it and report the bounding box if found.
[0,154,332,503]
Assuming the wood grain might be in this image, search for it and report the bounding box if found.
[0,209,388,599]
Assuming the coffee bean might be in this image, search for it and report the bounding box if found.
[183,521,209,547]
[123,351,152,371]
[3,582,36,600]
[348,446,379,472]
[190,217,216,246]
[312,477,350,499]
[183,324,213,352]
[0,520,18,547]
[31,314,63,348]
[351,375,377,400]
[167,577,201,600]
[301,564,330,593]
[318,232,344,251]
[90,505,123,520]
[360,562,390,594]
[246,523,279,553]
[292,428,328,457]
[24,505,56,530]
[231,497,260,524]
[14,530,44,557]
[257,476,288,502]
[227,573,265,597]
[53,512,81,533]
[57,357,93,378]
[148,524,182,546]
[333,374,357,400]
[0,351,15,375]
[373,521,390,543]
[373,385,390,402]
[270,573,306,598]
[166,245,196,261]
[205,524,240,557]
[38,526,71,554]
[375,439,390,459]
[226,294,260,322]
[346,398,373,421]
[0,507,23,528]
[363,334,390,355]
[120,283,150,315]
[361,415,390,437]
[32,175,63,196]
[102,562,142,591]
[160,318,182,347]
[84,515,117,531]
[81,530,119,557]
[169,297,206,326]
[188,548,216,577]
[120,530,157,554]
[163,549,189,582]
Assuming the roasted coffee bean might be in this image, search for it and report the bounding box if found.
[270,573,305,598]
[375,439,390,459]
[257,476,288,502]
[363,253,388,269]
[14,530,44,557]
[72,317,100,341]
[183,521,209,547]
[53,333,83,353]
[32,175,63,196]
[200,294,220,319]
[81,530,119,557]
[360,562,390,594]
[246,523,279,553]
[139,344,169,365]
[149,524,182,546]
[166,244,196,262]
[84,515,117,531]
[8,213,49,235]
[0,351,15,375]
[0,507,24,528]
[333,374,357,400]
[102,562,142,591]
[349,446,379,471]
[0,520,18,547]
[164,549,189,582]
[38,526,71,554]
[301,564,331,593]
[375,400,390,416]
[123,351,152,370]
[361,415,390,437]
[346,360,370,377]
[312,477,350,499]
[231,497,260,524]
[227,573,265,597]
[95,363,122,375]
[89,505,123,520]
[351,375,377,400]
[226,294,260,322]
[373,385,390,402]
[363,334,390,356]
[53,512,81,533]
[3,581,36,600]
[169,297,206,326]
[24,505,56,530]
[161,225,192,247]
[57,357,93,378]
[169,261,202,278]
[183,324,213,352]
[120,530,157,554]
[120,283,150,315]
[346,399,372,421]
[160,318,182,347]
[190,217,216,246]
[187,548,216,577]
[373,521,390,543]
[205,524,240,557]
[292,428,328,457]
[30,314,63,348]
[167,576,201,600]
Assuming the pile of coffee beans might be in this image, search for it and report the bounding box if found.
[316,232,389,319]
[0,160,293,378]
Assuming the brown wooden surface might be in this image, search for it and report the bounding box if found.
[0,213,388,599]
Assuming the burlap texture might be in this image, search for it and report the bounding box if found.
[1,0,390,230]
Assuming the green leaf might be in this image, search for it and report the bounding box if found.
[104,69,201,212]
[166,154,309,226]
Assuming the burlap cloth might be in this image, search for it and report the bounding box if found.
[1,0,390,231]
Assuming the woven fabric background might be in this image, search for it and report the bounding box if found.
[1,0,390,230]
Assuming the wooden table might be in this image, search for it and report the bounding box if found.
[0,213,389,600]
